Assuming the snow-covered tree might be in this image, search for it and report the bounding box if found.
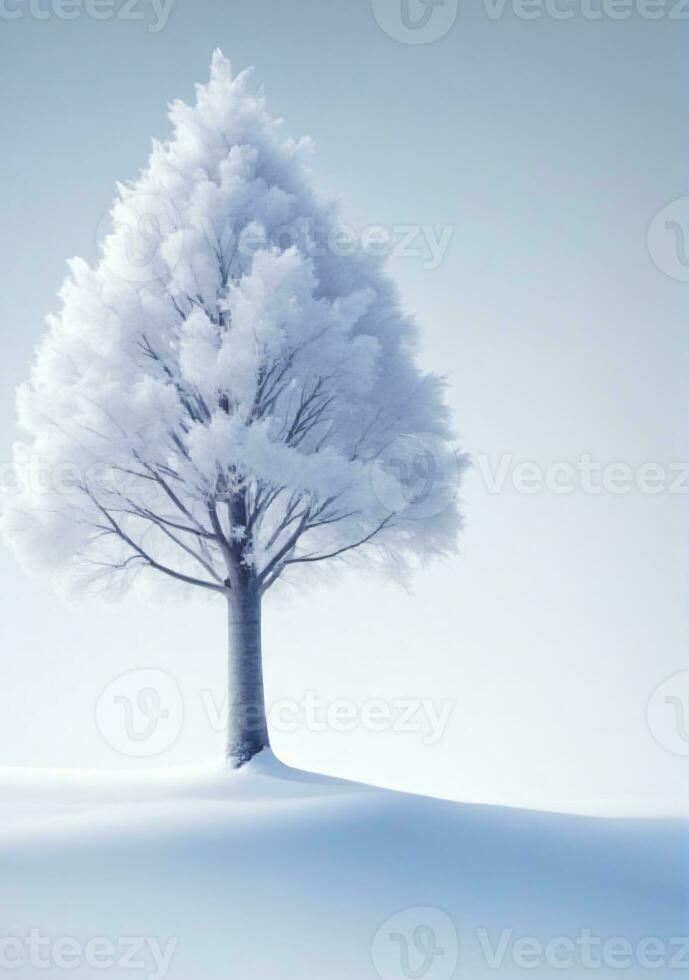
[2,52,466,766]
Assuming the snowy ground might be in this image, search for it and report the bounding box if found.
[0,752,685,979]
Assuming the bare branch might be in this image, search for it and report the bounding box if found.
[135,509,223,583]
[207,500,237,582]
[84,489,227,594]
[256,510,310,588]
[261,515,394,591]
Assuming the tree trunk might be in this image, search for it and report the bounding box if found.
[226,577,270,767]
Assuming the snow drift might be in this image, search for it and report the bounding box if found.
[0,752,684,979]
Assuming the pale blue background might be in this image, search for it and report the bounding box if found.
[0,0,686,810]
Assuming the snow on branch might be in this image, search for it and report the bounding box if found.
[1,51,464,601]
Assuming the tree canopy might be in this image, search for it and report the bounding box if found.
[2,52,465,599]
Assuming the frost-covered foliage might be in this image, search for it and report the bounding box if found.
[2,52,465,599]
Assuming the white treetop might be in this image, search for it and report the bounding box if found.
[2,52,465,601]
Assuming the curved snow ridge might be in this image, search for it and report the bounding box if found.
[0,752,684,976]
[0,751,378,842]
[0,751,684,819]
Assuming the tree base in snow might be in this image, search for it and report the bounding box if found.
[225,740,270,769]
